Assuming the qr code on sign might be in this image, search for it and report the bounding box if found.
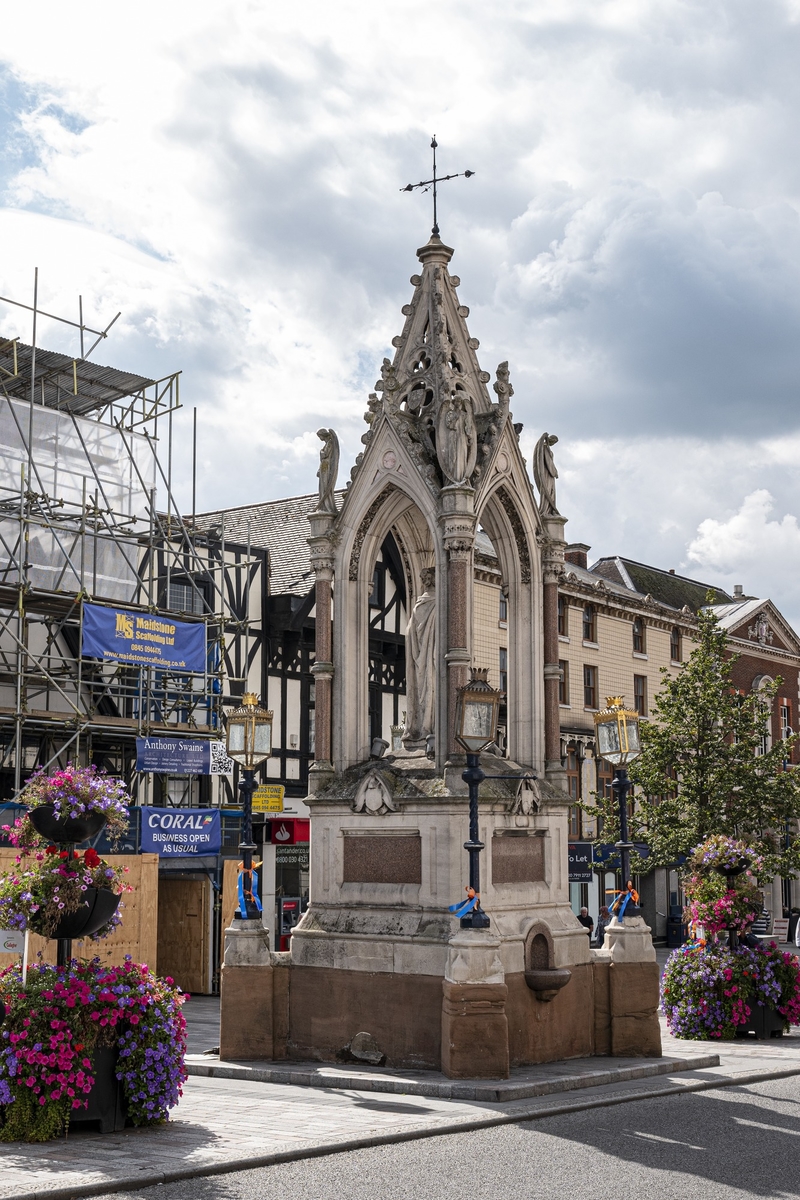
[210,741,234,775]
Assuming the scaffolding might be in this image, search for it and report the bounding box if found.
[0,284,265,804]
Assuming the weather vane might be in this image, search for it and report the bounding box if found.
[401,137,474,237]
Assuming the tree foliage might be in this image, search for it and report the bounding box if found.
[585,602,800,880]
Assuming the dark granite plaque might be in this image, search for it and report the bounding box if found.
[492,833,545,884]
[343,834,422,884]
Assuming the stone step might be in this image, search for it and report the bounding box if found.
[184,1050,720,1103]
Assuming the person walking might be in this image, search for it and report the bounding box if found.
[577,906,594,938]
[594,905,611,947]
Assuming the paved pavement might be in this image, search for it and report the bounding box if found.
[1,1016,798,1200]
[2,946,799,1200]
[86,1075,800,1200]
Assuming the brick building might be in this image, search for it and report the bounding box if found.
[573,555,800,934]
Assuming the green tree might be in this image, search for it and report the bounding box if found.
[585,600,800,879]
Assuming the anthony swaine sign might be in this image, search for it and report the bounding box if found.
[81,602,206,673]
[140,808,221,856]
[135,737,233,775]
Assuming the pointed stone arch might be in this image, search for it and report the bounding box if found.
[333,472,445,770]
[476,471,544,771]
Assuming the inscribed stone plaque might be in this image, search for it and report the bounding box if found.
[492,834,545,884]
[343,835,422,884]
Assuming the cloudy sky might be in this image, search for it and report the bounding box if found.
[2,1,800,624]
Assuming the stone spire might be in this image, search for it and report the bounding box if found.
[369,235,512,492]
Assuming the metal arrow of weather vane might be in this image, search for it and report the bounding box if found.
[401,136,474,237]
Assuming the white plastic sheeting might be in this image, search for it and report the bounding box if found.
[0,395,156,601]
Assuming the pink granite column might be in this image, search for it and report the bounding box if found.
[543,567,561,769]
[446,549,472,758]
[307,514,336,790]
[311,568,333,770]
[541,529,567,787]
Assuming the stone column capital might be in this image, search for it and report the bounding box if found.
[310,560,334,581]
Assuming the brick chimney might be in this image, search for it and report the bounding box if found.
[564,543,590,570]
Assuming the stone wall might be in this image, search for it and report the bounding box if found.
[223,955,661,1072]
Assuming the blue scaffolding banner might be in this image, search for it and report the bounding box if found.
[82,603,206,673]
[140,808,221,856]
[135,737,233,775]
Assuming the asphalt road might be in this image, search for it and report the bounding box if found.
[94,1076,800,1200]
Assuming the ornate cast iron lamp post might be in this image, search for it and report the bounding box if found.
[225,693,273,920]
[593,697,642,916]
[453,669,501,930]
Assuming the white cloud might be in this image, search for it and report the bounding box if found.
[686,490,800,623]
[1,0,800,624]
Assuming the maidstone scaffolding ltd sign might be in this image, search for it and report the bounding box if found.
[81,602,206,673]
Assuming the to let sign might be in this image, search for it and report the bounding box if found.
[252,785,285,813]
[568,841,594,882]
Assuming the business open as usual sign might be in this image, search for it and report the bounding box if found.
[140,808,221,856]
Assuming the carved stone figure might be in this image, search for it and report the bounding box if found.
[748,613,773,645]
[316,428,340,514]
[510,773,541,816]
[404,567,436,743]
[533,432,560,517]
[353,768,397,815]
[435,392,477,485]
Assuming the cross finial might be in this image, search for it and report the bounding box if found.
[401,136,474,237]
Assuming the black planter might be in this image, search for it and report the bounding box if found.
[28,804,107,845]
[70,1045,127,1134]
[30,887,120,940]
[738,998,786,1039]
[714,860,749,880]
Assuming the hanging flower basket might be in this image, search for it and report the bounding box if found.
[10,764,130,850]
[690,835,764,878]
[0,846,129,940]
[28,805,108,845]
[0,958,187,1142]
[28,886,121,941]
[684,836,764,937]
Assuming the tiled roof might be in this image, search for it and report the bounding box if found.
[194,492,343,597]
[591,557,732,613]
[562,560,643,602]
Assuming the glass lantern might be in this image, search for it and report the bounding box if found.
[593,697,641,766]
[226,693,274,769]
[455,669,501,754]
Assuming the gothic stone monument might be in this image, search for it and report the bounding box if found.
[220,233,660,1074]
